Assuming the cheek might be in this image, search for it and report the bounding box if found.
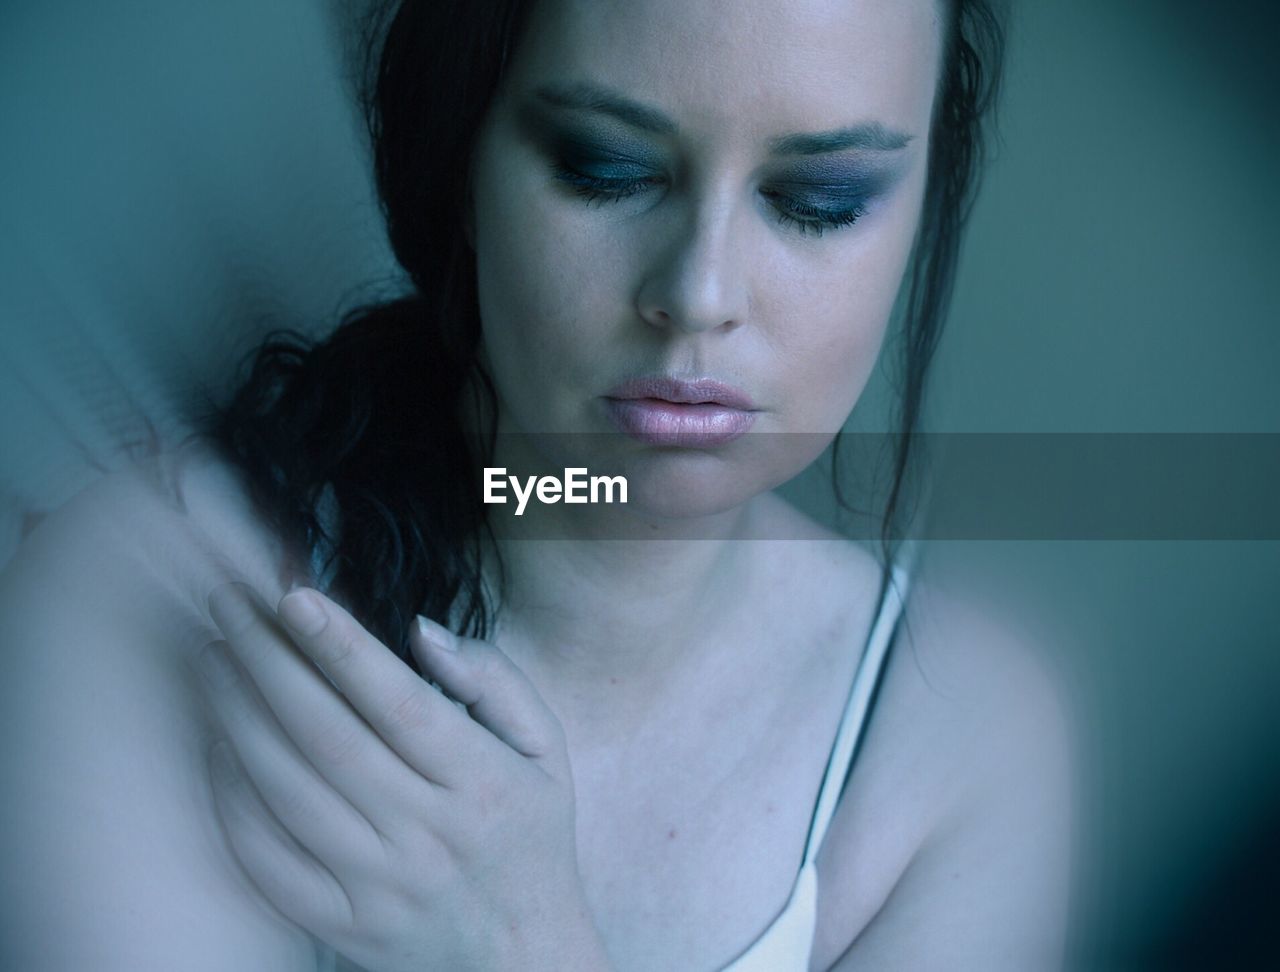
[765,215,918,432]
[475,192,579,360]
[470,154,621,424]
[472,160,642,328]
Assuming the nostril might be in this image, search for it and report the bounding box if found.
[641,307,673,328]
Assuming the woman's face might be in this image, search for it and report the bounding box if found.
[469,0,941,521]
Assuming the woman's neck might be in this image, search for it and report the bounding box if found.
[457,371,776,715]
[479,522,776,753]
[480,493,766,686]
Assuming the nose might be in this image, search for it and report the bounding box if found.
[634,194,750,335]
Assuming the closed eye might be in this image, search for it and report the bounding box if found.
[551,162,663,205]
[551,163,874,236]
[761,188,870,237]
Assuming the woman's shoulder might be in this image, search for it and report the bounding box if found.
[750,492,1068,764]
[0,434,295,793]
[869,569,1072,805]
[811,564,1074,967]
[0,440,320,968]
[0,433,297,762]
[4,437,294,625]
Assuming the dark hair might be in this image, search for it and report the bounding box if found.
[207,0,1006,671]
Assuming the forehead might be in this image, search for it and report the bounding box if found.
[505,0,943,140]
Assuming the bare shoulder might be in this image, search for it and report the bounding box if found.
[812,561,1075,971]
[891,567,1073,778]
[0,440,316,969]
[4,438,290,597]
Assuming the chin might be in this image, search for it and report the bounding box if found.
[607,440,812,525]
[620,458,759,522]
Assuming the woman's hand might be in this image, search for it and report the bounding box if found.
[196,582,613,972]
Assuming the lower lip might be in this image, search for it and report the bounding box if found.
[603,398,756,447]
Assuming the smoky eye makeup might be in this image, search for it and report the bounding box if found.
[768,178,877,210]
[511,95,906,233]
[758,160,902,235]
[515,101,666,188]
[768,156,899,201]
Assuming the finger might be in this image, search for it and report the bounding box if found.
[207,739,355,941]
[207,583,433,824]
[273,586,508,787]
[409,617,568,775]
[197,639,384,872]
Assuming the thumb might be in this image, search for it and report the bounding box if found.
[409,616,568,773]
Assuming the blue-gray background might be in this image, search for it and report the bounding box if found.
[2,1,1277,966]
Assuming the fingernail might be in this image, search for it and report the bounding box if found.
[415,615,457,652]
[279,590,327,637]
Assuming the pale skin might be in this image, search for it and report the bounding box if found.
[0,0,1073,970]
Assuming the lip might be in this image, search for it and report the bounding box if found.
[603,375,758,447]
[605,376,757,411]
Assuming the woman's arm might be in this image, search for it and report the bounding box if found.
[0,456,319,970]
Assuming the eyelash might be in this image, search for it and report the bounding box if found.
[551,164,658,205]
[550,164,868,237]
[761,189,868,238]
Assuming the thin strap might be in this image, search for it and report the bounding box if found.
[799,558,912,867]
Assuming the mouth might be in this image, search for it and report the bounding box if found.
[602,375,758,447]
[604,376,757,410]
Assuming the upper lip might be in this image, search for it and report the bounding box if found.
[604,375,757,411]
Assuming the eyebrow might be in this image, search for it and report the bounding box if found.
[768,122,913,156]
[532,80,914,155]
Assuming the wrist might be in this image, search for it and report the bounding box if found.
[496,889,614,972]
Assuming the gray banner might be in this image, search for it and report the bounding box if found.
[473,433,1280,540]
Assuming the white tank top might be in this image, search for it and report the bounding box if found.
[716,559,911,971]
[315,559,913,972]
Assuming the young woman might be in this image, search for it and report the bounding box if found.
[0,0,1072,969]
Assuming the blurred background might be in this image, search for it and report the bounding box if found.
[1,0,1277,967]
